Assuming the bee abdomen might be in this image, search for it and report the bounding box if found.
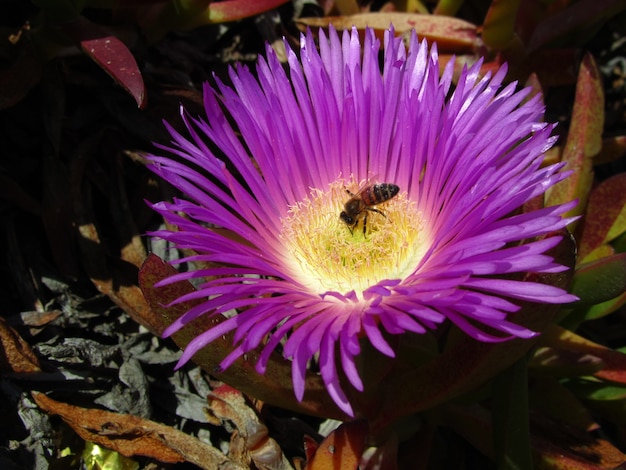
[364,183,400,206]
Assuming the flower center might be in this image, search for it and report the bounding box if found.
[280,178,429,295]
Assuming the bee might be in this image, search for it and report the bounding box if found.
[340,183,400,235]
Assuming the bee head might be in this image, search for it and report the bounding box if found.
[340,211,355,226]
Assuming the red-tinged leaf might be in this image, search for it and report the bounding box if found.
[579,174,626,262]
[513,0,544,45]
[570,254,626,306]
[517,48,579,87]
[138,253,348,420]
[481,0,522,50]
[206,0,290,23]
[528,0,626,51]
[538,326,626,385]
[368,231,576,434]
[61,16,146,109]
[296,13,481,54]
[305,420,368,470]
[531,412,626,469]
[529,345,604,378]
[595,135,626,165]
[545,53,603,231]
[32,392,246,469]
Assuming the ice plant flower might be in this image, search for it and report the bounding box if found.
[148,26,578,417]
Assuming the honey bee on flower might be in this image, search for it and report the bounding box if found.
[148,25,577,416]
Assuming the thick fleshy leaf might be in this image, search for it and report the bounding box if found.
[492,358,533,470]
[529,345,604,378]
[139,253,348,420]
[441,404,626,469]
[529,378,599,432]
[579,174,626,262]
[531,412,626,469]
[567,380,626,427]
[545,53,604,230]
[61,16,146,109]
[595,135,626,165]
[296,13,480,53]
[205,0,290,22]
[367,231,576,433]
[305,420,368,470]
[537,325,626,385]
[528,0,626,51]
[481,0,522,50]
[575,292,626,322]
[433,0,463,16]
[570,254,626,306]
[520,48,580,87]
[0,39,43,110]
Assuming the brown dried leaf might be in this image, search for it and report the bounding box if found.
[207,385,293,470]
[32,392,247,470]
[0,317,41,373]
[77,220,164,336]
[296,12,480,53]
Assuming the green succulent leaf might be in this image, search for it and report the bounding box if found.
[481,0,522,50]
[570,254,626,306]
[492,358,533,470]
[536,325,626,385]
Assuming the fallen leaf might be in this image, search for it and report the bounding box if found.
[207,385,293,470]
[0,316,41,373]
[32,392,247,469]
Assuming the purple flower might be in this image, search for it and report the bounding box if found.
[148,26,577,416]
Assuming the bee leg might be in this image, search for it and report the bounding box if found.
[369,208,387,219]
[362,214,368,237]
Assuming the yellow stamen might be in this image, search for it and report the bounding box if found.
[280,178,429,296]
